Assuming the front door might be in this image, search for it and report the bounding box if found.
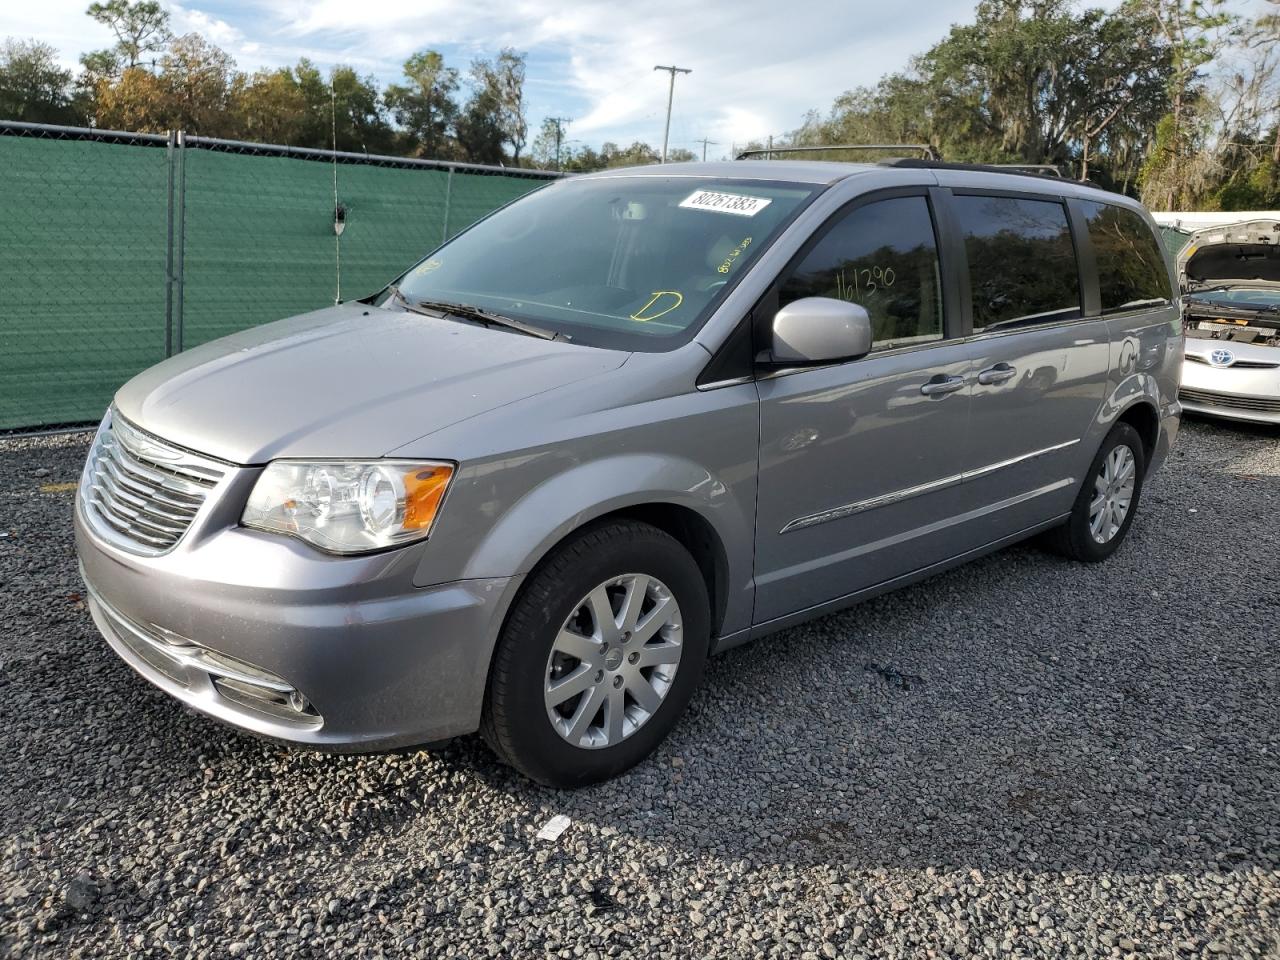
[753,192,976,625]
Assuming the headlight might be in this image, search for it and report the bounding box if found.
[242,460,454,554]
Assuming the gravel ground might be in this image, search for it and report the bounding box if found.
[1,418,1278,959]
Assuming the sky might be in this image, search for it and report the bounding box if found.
[0,0,1033,156]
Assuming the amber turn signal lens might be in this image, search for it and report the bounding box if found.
[402,465,453,531]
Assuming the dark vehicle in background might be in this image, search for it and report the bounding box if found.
[1179,219,1280,424]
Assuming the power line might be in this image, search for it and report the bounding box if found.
[695,137,720,161]
[653,65,692,163]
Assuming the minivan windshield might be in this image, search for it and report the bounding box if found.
[390,176,818,349]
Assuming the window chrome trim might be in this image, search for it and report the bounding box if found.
[780,438,1080,533]
[696,374,757,392]
[960,312,1113,344]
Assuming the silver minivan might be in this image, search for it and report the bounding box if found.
[75,160,1182,786]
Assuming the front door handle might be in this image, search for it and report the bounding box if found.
[920,375,967,397]
[977,363,1017,385]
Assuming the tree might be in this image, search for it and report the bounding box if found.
[0,39,82,124]
[469,49,528,161]
[384,50,459,158]
[160,34,237,134]
[602,141,659,167]
[289,59,395,153]
[92,33,238,136]
[1136,0,1240,207]
[78,48,122,95]
[455,82,505,164]
[329,65,396,153]
[234,67,309,144]
[1062,6,1172,181]
[788,0,1174,191]
[85,0,170,69]
[92,64,169,131]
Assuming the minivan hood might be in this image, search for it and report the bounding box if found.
[114,304,629,463]
[1179,218,1280,290]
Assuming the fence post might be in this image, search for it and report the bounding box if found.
[164,130,176,357]
[174,130,187,354]
[442,167,454,242]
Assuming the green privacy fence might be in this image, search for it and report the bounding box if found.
[0,121,559,430]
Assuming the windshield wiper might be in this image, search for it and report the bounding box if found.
[393,289,564,341]
[1186,294,1280,313]
[1187,297,1247,311]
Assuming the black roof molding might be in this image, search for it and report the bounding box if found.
[878,157,1098,187]
[737,143,938,161]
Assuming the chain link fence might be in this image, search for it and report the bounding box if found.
[0,121,560,431]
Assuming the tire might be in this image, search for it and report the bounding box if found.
[1045,422,1147,562]
[481,520,710,787]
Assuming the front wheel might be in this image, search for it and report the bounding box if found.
[481,520,710,787]
[1046,422,1146,562]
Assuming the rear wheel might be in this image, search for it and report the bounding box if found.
[481,520,710,787]
[1046,422,1146,562]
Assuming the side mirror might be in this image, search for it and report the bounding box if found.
[770,297,872,365]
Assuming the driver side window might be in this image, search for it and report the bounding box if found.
[779,195,944,352]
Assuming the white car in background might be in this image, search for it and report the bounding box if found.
[1178,218,1280,425]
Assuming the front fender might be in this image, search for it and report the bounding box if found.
[457,452,749,583]
[416,454,754,639]
[408,378,762,639]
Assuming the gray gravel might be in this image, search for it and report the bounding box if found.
[1,419,1278,959]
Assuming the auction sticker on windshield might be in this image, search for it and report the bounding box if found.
[679,190,772,216]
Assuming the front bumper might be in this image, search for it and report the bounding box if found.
[76,493,520,750]
[1180,353,1280,425]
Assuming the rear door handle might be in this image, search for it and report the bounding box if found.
[977,363,1017,385]
[920,375,967,397]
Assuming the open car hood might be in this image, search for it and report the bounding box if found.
[1179,219,1280,290]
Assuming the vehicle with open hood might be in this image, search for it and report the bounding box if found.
[1179,218,1280,424]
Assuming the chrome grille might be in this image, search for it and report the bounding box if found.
[1185,353,1280,369]
[1179,387,1280,413]
[81,412,228,555]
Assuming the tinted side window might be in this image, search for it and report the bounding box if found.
[1080,201,1173,312]
[954,195,1081,331]
[779,196,943,351]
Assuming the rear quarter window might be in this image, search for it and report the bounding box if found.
[1080,201,1173,313]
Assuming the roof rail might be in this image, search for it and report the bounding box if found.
[736,143,939,161]
[992,163,1064,177]
[878,157,1094,185]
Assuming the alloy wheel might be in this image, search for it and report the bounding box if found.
[1088,444,1137,544]
[543,574,684,749]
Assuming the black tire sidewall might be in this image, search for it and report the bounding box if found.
[1067,423,1147,562]
[487,523,710,787]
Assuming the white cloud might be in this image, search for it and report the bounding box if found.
[3,0,978,150]
[261,0,980,149]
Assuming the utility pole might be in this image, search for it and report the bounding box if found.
[547,117,572,171]
[653,64,692,163]
[695,137,720,161]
